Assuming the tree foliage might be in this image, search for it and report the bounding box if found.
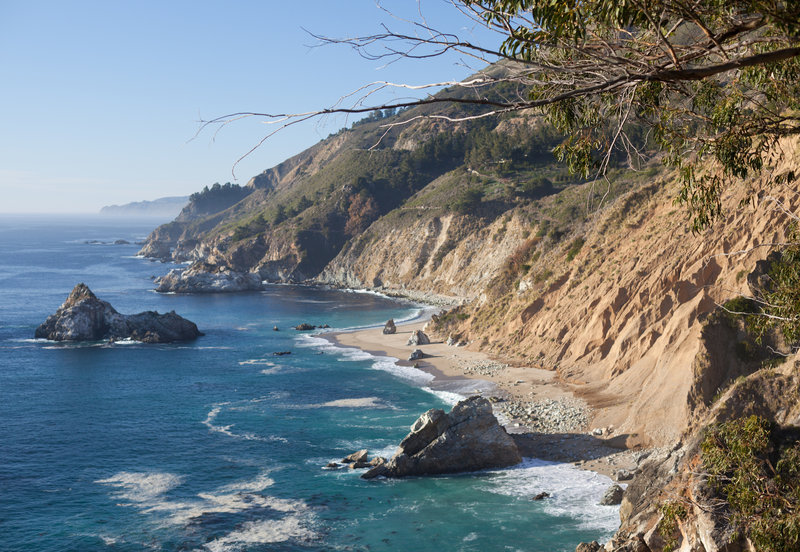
[701,415,800,552]
[205,0,800,230]
[455,0,800,229]
[747,223,800,347]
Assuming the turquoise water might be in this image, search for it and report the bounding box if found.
[0,216,619,551]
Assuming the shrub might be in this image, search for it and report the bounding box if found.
[701,415,800,552]
[565,237,585,262]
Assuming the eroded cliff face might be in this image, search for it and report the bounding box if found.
[434,167,799,448]
[318,208,535,303]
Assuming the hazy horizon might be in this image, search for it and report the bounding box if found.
[1,1,494,214]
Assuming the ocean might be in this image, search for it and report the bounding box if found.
[0,216,619,551]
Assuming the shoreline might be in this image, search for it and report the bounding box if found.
[324,318,644,480]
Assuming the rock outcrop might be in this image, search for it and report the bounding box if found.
[406,329,430,346]
[35,284,202,343]
[362,396,521,479]
[154,262,262,293]
[383,319,397,334]
[599,484,624,505]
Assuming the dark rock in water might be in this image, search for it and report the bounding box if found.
[349,461,371,469]
[273,325,279,331]
[406,329,430,346]
[35,283,202,343]
[408,349,426,361]
[342,449,369,464]
[532,492,550,500]
[362,396,521,479]
[383,319,397,335]
[295,323,315,331]
[113,239,130,245]
[323,462,340,470]
[599,484,624,505]
[273,351,291,356]
[575,542,602,552]
[320,324,330,329]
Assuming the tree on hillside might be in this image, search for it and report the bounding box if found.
[204,0,800,231]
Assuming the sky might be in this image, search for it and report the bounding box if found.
[0,1,497,213]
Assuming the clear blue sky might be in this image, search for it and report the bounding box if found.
[0,1,495,213]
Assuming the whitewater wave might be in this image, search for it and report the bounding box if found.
[202,402,288,443]
[483,458,621,534]
[238,358,276,366]
[202,516,315,552]
[202,402,289,443]
[96,471,184,504]
[296,334,436,387]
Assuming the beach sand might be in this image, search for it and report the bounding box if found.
[327,319,645,480]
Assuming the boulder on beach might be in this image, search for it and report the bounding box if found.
[408,349,426,361]
[362,396,521,479]
[35,283,202,343]
[154,262,262,293]
[406,329,430,346]
[383,319,397,335]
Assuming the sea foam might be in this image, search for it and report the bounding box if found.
[296,334,436,387]
[483,459,621,533]
[201,516,315,552]
[202,401,288,443]
[97,470,316,545]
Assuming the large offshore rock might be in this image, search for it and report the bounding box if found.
[35,283,202,343]
[155,262,262,293]
[362,396,521,479]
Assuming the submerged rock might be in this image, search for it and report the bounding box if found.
[362,396,521,479]
[406,329,430,346]
[154,262,262,293]
[35,283,202,343]
[383,319,397,334]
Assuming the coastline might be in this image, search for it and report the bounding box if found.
[324,318,644,480]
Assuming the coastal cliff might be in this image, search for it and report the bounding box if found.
[136,73,800,550]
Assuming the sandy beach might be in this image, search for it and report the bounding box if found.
[326,318,646,480]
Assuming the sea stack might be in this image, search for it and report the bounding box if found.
[362,396,521,479]
[35,283,202,343]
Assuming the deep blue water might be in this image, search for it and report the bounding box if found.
[0,216,619,551]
